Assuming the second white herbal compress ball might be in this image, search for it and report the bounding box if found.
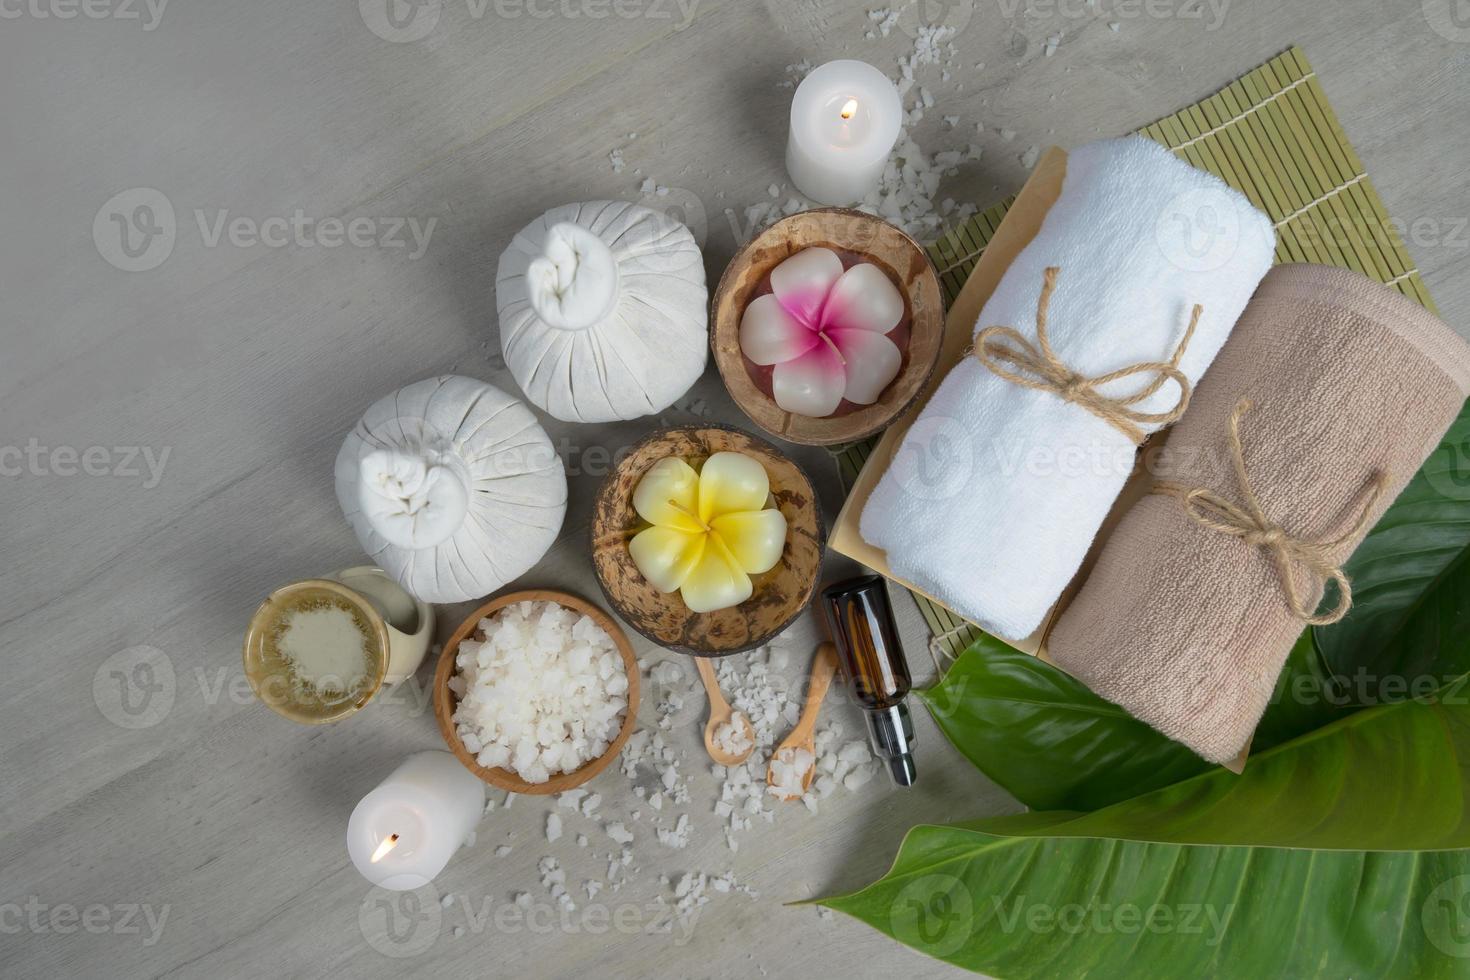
[495,200,709,423]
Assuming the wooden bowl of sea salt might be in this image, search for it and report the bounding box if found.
[433,590,640,795]
[710,207,945,446]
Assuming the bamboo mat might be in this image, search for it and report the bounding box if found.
[832,46,1435,663]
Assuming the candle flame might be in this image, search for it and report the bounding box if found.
[839,98,858,120]
[370,833,400,864]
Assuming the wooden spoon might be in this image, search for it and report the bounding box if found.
[767,642,840,799]
[695,657,754,766]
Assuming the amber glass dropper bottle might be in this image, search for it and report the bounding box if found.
[821,575,917,786]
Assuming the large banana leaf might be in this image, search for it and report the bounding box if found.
[1315,399,1470,694]
[819,826,1470,978]
[930,670,1470,851]
[921,629,1373,813]
[917,635,1213,811]
[1249,629,1356,751]
[819,678,1470,977]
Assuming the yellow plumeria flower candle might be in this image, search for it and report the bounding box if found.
[628,452,789,613]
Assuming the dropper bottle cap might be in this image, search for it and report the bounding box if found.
[821,575,918,787]
[868,702,917,787]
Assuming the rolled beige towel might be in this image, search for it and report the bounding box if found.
[1047,264,1470,765]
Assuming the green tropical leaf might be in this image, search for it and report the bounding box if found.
[820,681,1470,977]
[819,826,1470,979]
[1250,630,1355,751]
[1315,399,1470,696]
[917,634,1212,811]
[917,630,1357,812]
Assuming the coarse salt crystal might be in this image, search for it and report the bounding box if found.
[711,715,753,757]
[656,814,692,849]
[767,746,815,800]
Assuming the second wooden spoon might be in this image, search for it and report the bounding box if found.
[695,657,754,766]
[767,642,839,799]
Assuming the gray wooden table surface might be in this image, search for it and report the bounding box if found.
[3,0,1468,977]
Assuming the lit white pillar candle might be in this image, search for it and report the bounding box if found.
[347,751,485,891]
[785,60,902,206]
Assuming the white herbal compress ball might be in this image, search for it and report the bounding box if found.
[496,200,709,423]
[335,375,567,604]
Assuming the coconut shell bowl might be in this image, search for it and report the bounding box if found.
[591,425,825,657]
[432,589,641,794]
[710,207,945,446]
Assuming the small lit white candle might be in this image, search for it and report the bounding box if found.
[785,60,902,206]
[347,751,485,891]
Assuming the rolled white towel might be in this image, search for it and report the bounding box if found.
[860,136,1275,640]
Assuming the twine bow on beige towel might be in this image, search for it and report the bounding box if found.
[1154,399,1387,626]
[969,266,1203,444]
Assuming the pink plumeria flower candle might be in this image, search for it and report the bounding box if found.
[737,247,906,417]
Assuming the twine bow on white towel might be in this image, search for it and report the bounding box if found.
[969,266,1202,445]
